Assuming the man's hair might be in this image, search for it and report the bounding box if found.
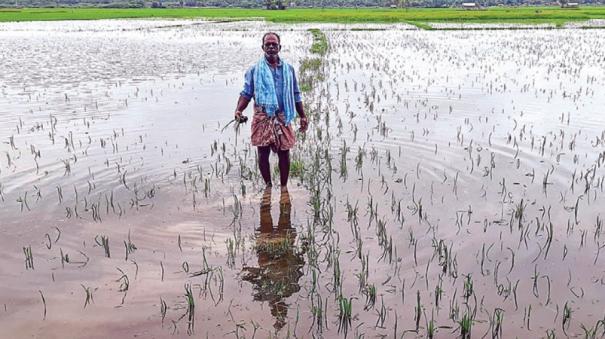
[262,32,281,45]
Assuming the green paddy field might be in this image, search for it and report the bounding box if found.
[2,6,605,27]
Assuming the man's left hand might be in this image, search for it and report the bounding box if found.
[299,117,308,133]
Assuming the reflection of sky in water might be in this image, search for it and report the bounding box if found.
[326,29,605,187]
[1,21,604,200]
[0,21,309,201]
[0,20,304,89]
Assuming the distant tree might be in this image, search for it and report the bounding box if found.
[265,0,286,9]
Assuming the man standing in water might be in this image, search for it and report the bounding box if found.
[234,32,308,194]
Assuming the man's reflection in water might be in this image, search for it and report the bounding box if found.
[242,189,305,331]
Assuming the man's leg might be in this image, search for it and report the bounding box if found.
[277,150,290,190]
[258,146,272,187]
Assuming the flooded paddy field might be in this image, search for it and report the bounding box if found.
[1,20,605,338]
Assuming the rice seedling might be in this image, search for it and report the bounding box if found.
[115,267,129,305]
[123,230,137,261]
[414,290,422,332]
[425,310,436,339]
[523,304,532,330]
[491,308,504,339]
[562,302,572,334]
[160,297,168,325]
[337,295,353,336]
[375,296,387,329]
[81,285,94,309]
[16,192,31,212]
[38,290,46,320]
[183,283,195,334]
[225,238,236,269]
[95,235,111,258]
[458,312,473,339]
[23,246,34,270]
[463,274,474,303]
[363,283,376,311]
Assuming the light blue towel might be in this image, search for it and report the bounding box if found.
[253,57,296,126]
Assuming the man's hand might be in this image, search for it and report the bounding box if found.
[235,111,248,123]
[299,116,308,133]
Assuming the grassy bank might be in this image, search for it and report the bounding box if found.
[1,7,605,27]
[299,29,327,92]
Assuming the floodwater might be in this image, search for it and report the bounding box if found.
[1,19,605,338]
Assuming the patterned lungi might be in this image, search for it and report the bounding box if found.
[251,105,296,152]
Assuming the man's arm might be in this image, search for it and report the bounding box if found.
[295,101,308,132]
[292,66,308,133]
[236,66,254,121]
[235,95,251,121]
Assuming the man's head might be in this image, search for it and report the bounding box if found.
[262,32,281,57]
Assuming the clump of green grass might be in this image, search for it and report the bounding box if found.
[459,312,473,339]
[290,159,304,178]
[338,295,353,335]
[308,29,328,56]
[299,58,323,93]
[299,82,312,92]
[298,28,328,93]
[300,58,322,73]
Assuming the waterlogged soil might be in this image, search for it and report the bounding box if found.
[1,20,605,338]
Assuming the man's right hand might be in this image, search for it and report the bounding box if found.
[234,111,248,123]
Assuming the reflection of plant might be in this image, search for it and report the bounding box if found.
[254,233,293,257]
[259,280,287,296]
[226,238,236,268]
[463,274,474,301]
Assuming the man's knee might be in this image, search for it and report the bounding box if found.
[258,146,271,159]
[278,150,290,161]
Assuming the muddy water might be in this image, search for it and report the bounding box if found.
[317,29,605,338]
[1,20,605,338]
[0,19,312,338]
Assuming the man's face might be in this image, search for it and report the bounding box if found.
[262,34,281,57]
